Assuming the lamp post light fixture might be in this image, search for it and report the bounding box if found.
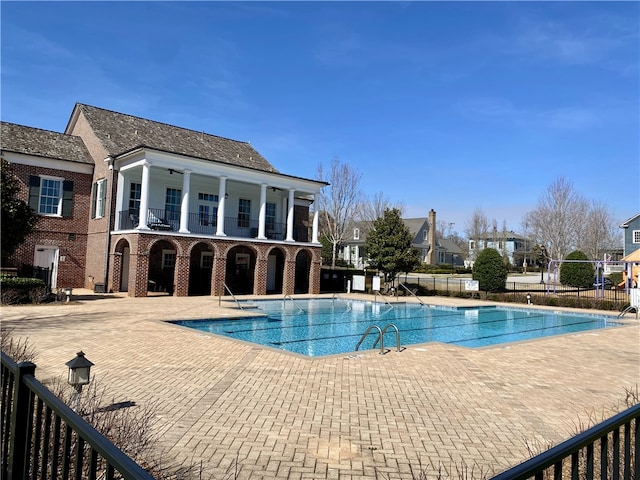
[66,351,94,393]
[64,287,73,302]
[527,293,531,305]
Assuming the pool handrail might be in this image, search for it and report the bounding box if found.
[399,282,425,305]
[374,292,394,307]
[372,323,404,353]
[283,294,305,313]
[355,325,386,354]
[219,283,244,310]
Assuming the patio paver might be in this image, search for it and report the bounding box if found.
[2,291,638,479]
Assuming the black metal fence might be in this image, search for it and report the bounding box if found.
[398,275,629,303]
[1,352,154,480]
[490,402,639,480]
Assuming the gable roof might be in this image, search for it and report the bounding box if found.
[66,103,279,174]
[620,213,640,228]
[0,122,93,165]
[402,217,431,236]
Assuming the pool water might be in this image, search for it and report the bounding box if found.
[170,298,620,357]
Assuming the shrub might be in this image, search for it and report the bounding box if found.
[472,248,508,292]
[609,272,623,287]
[0,276,47,304]
[560,251,594,288]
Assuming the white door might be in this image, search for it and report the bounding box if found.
[34,246,59,289]
[120,246,130,292]
[267,254,277,291]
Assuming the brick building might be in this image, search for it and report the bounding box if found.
[1,103,327,297]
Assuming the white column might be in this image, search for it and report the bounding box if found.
[312,195,319,243]
[216,176,227,236]
[115,170,125,229]
[136,162,151,230]
[285,188,295,242]
[258,183,267,239]
[179,169,191,233]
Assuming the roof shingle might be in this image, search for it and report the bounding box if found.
[1,122,93,164]
[71,103,279,173]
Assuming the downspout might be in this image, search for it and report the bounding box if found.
[103,157,115,291]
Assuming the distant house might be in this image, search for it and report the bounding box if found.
[620,213,640,257]
[468,230,531,267]
[340,209,463,269]
[1,103,328,297]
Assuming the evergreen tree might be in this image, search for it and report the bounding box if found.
[560,250,594,288]
[1,158,39,265]
[364,208,420,282]
[472,247,508,292]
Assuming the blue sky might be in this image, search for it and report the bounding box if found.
[2,1,638,236]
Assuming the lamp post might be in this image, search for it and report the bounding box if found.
[66,351,94,411]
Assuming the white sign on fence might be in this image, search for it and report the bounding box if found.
[372,275,381,292]
[465,280,479,292]
[352,275,365,292]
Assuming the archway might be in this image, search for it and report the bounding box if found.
[148,239,179,295]
[266,247,285,294]
[225,245,256,295]
[114,238,131,292]
[294,250,311,294]
[189,242,214,296]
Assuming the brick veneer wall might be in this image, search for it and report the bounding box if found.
[108,233,321,297]
[8,163,92,289]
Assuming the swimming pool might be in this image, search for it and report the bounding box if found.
[171,298,620,357]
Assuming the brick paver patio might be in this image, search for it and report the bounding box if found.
[2,292,638,479]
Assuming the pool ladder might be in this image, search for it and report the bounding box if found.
[355,324,404,355]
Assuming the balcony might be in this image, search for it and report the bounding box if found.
[117,209,310,242]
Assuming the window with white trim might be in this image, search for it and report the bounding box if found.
[162,250,176,270]
[201,252,213,269]
[423,229,428,241]
[92,179,107,218]
[198,192,218,226]
[469,240,475,250]
[28,175,74,217]
[633,230,640,244]
[353,228,360,240]
[165,188,181,222]
[266,202,276,231]
[129,182,141,212]
[237,198,251,228]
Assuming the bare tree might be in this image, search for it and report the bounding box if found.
[359,191,403,223]
[578,200,620,260]
[316,158,363,267]
[464,208,489,260]
[524,177,589,260]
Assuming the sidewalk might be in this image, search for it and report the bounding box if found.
[2,292,638,479]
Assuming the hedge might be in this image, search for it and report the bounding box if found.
[1,276,48,304]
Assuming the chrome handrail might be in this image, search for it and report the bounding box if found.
[283,294,305,312]
[373,323,403,352]
[219,282,243,310]
[399,282,425,305]
[355,325,385,354]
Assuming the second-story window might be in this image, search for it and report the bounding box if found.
[91,179,107,218]
[238,198,251,228]
[266,202,276,231]
[129,183,141,213]
[469,240,475,250]
[634,230,640,244]
[423,229,428,241]
[198,192,218,226]
[165,188,181,221]
[353,228,360,240]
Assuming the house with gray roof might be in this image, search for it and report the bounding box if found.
[2,103,327,297]
[340,209,464,269]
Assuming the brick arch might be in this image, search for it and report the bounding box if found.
[110,237,132,293]
[262,246,286,295]
[145,236,184,257]
[187,240,216,296]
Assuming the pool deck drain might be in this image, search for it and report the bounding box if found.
[2,291,639,479]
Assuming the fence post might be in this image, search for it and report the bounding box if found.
[8,361,36,480]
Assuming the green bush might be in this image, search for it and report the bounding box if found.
[472,248,508,292]
[560,251,594,288]
[0,277,47,304]
[609,272,623,287]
